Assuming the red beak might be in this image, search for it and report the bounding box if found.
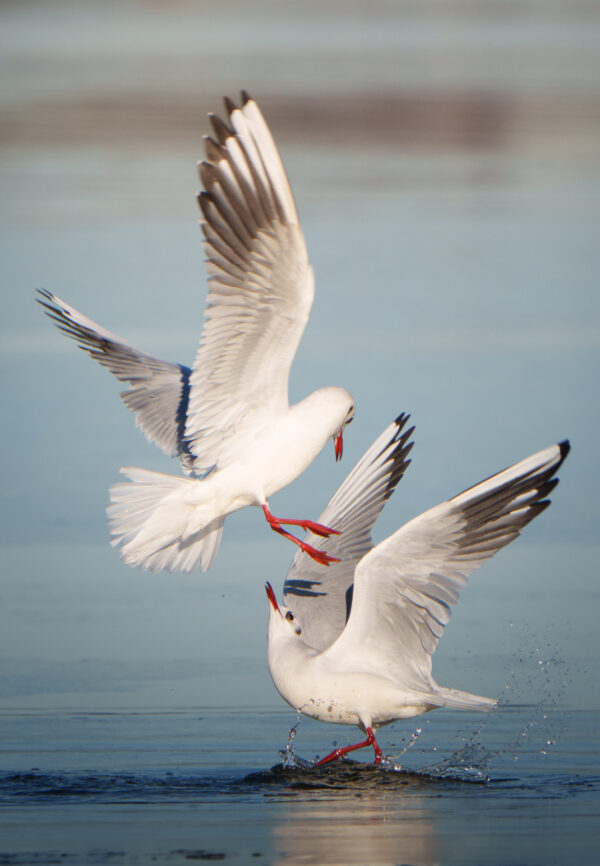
[265,581,280,613]
[334,429,343,462]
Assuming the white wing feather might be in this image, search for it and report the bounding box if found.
[38,95,311,478]
[37,290,193,467]
[283,414,414,650]
[324,441,570,688]
[186,93,314,472]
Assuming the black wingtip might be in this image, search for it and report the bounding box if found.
[197,191,214,220]
[393,413,415,451]
[393,411,412,431]
[223,95,238,117]
[203,136,225,164]
[198,161,217,191]
[209,112,233,145]
[36,289,59,317]
[35,288,52,304]
[558,439,571,461]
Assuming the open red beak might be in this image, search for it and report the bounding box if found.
[265,581,280,613]
[334,429,343,462]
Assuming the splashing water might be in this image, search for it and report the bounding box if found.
[380,724,426,771]
[379,718,492,781]
[274,634,569,779]
[422,706,497,781]
[421,635,571,780]
[497,631,570,762]
[421,740,493,783]
[278,714,313,770]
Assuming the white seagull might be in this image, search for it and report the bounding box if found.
[38,92,355,572]
[266,415,570,766]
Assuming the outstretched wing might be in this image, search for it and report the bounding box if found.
[325,440,570,687]
[186,92,314,472]
[37,290,193,468]
[283,414,415,651]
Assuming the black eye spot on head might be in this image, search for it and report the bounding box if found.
[285,611,294,622]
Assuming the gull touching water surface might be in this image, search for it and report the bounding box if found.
[39,92,355,572]
[266,415,570,765]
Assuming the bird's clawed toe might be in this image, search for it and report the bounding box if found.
[262,504,340,566]
[299,543,340,567]
[297,520,341,538]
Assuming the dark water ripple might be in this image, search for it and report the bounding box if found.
[3,763,598,807]
[0,770,234,805]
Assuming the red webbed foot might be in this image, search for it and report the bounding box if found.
[262,504,341,566]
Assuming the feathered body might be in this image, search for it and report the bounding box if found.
[38,92,355,571]
[266,416,569,762]
[109,387,354,572]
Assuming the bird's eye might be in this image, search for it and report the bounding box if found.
[285,611,294,622]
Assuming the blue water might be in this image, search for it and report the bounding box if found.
[1,706,599,865]
[1,0,597,713]
[1,2,599,864]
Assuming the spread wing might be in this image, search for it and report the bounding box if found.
[324,440,570,687]
[186,92,314,472]
[283,414,415,651]
[37,290,193,468]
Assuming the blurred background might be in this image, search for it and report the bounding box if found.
[1,0,598,711]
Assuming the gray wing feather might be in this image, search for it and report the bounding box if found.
[186,92,313,472]
[326,440,570,686]
[283,413,414,650]
[37,290,193,468]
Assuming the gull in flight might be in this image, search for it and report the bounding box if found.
[38,92,354,571]
[266,415,570,765]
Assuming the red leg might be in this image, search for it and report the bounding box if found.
[262,505,340,566]
[314,728,382,767]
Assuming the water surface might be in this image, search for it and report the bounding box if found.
[1,2,599,864]
[1,706,599,865]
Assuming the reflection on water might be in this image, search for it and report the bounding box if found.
[270,779,439,866]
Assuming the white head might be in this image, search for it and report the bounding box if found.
[309,386,354,462]
[265,581,303,642]
[280,387,355,478]
[265,582,314,709]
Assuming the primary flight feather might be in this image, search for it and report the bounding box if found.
[39,92,355,571]
[266,415,570,765]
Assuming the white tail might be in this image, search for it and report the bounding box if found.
[107,467,224,572]
[437,687,497,712]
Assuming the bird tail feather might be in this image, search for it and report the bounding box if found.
[107,467,224,572]
[437,687,497,712]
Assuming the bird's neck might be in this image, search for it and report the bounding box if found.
[267,624,317,672]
